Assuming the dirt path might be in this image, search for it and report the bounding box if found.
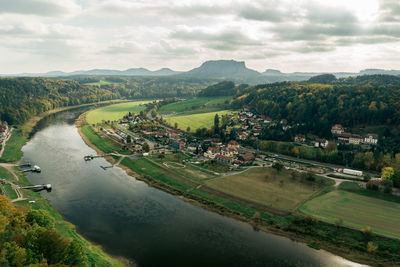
[0,128,13,158]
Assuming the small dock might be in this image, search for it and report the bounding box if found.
[84,153,118,161]
[21,184,52,192]
[21,165,41,173]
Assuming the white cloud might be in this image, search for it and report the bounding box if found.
[0,0,400,73]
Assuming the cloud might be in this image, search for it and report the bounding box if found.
[379,0,400,22]
[170,28,262,51]
[0,0,81,17]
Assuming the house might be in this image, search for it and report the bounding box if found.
[280,119,287,125]
[314,138,329,148]
[349,134,363,145]
[204,147,219,159]
[338,132,352,143]
[364,133,378,145]
[331,124,344,135]
[240,153,255,163]
[227,140,240,150]
[215,155,234,165]
[169,130,181,139]
[264,117,272,124]
[294,135,306,143]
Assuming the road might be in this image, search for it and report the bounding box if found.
[241,146,380,178]
[0,128,13,158]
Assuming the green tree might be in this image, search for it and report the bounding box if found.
[0,241,26,267]
[272,162,284,171]
[214,113,220,135]
[26,210,55,230]
[381,167,395,180]
[63,239,88,267]
[381,179,393,194]
[142,142,150,152]
[37,230,69,264]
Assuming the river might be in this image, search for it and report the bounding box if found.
[21,108,365,267]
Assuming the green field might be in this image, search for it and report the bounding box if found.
[0,166,16,181]
[3,184,17,199]
[85,80,122,86]
[205,167,330,212]
[165,110,233,131]
[300,189,400,239]
[86,101,150,124]
[80,125,120,154]
[158,97,231,114]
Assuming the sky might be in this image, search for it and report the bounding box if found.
[0,0,400,74]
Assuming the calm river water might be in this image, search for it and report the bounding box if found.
[21,108,366,267]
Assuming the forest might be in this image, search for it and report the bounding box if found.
[0,76,214,125]
[0,196,88,266]
[232,75,400,153]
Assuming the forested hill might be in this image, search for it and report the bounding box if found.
[0,76,214,125]
[231,74,400,137]
[0,77,119,124]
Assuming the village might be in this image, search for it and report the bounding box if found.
[91,106,383,182]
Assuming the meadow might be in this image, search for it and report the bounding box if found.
[158,97,231,114]
[300,189,400,239]
[205,167,331,212]
[86,101,150,124]
[164,110,233,131]
[84,79,122,86]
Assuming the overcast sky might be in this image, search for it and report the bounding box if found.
[1,0,399,73]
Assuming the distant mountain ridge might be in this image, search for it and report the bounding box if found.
[2,60,400,84]
[7,67,182,77]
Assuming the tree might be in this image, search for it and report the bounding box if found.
[214,114,220,135]
[381,167,395,180]
[363,174,371,182]
[63,239,88,267]
[362,226,373,242]
[393,170,400,188]
[367,241,378,254]
[142,142,150,152]
[381,179,393,194]
[186,127,191,132]
[37,230,69,264]
[272,162,284,171]
[174,122,178,129]
[26,210,55,230]
[229,127,237,140]
[1,241,26,267]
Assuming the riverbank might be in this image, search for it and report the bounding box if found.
[1,102,130,267]
[76,111,400,266]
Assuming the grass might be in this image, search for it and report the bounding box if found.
[300,189,400,239]
[0,166,17,181]
[80,125,120,154]
[86,101,150,125]
[205,167,330,212]
[1,128,27,162]
[158,97,231,114]
[165,110,233,132]
[3,184,17,199]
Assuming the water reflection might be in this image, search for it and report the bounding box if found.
[22,108,367,267]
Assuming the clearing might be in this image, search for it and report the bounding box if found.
[158,97,231,115]
[205,167,331,212]
[86,101,150,125]
[300,189,400,239]
[164,110,233,132]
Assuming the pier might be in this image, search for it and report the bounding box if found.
[21,184,52,192]
[21,165,41,173]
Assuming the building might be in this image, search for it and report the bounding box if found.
[314,138,329,148]
[364,133,378,145]
[349,134,363,145]
[331,124,344,135]
[240,153,255,163]
[294,135,306,143]
[338,132,352,143]
[215,155,234,165]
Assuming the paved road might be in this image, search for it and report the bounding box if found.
[241,147,380,178]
